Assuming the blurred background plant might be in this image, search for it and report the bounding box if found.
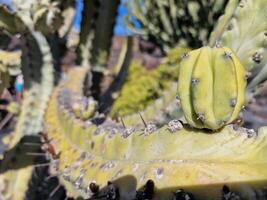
[0,0,266,199]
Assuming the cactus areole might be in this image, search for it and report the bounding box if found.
[177,46,246,130]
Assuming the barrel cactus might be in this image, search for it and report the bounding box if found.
[177,46,246,130]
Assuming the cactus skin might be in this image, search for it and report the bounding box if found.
[127,0,228,52]
[44,66,267,200]
[209,0,267,90]
[177,46,246,130]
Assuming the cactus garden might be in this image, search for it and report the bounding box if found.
[0,0,267,199]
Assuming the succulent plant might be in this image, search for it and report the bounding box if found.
[209,0,267,90]
[0,0,267,200]
[127,0,228,52]
[44,66,267,200]
[177,46,246,130]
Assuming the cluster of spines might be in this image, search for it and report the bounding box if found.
[43,66,267,199]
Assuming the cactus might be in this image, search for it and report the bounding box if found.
[177,46,246,130]
[77,0,120,68]
[44,66,267,199]
[0,0,267,199]
[209,0,267,90]
[127,0,228,52]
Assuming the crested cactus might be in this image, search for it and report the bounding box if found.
[127,0,228,52]
[0,0,267,199]
[177,46,246,130]
[44,66,267,200]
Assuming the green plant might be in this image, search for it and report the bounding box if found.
[0,0,267,199]
[127,0,228,52]
[177,46,246,130]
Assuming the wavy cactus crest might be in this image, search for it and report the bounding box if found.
[177,46,246,130]
[44,66,267,200]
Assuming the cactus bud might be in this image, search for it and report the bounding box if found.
[177,46,246,130]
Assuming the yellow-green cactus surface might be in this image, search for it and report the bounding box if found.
[44,67,267,200]
[177,46,246,130]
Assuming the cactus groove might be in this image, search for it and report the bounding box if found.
[177,46,246,130]
[45,67,267,200]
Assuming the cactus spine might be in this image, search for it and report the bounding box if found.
[44,66,267,200]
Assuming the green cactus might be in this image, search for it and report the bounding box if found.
[44,66,267,199]
[209,0,267,90]
[127,0,228,52]
[77,0,120,68]
[0,4,56,198]
[0,0,267,199]
[177,46,246,130]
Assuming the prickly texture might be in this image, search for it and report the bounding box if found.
[0,135,41,200]
[177,46,246,130]
[127,0,228,52]
[0,166,34,200]
[0,5,54,139]
[110,47,186,117]
[209,0,267,89]
[15,32,54,139]
[44,66,267,199]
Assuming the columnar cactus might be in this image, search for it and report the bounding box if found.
[177,46,246,130]
[127,0,228,52]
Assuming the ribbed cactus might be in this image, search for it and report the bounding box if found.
[44,66,267,199]
[127,0,228,52]
[177,46,246,130]
[0,0,267,199]
[209,0,267,90]
[77,0,120,68]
